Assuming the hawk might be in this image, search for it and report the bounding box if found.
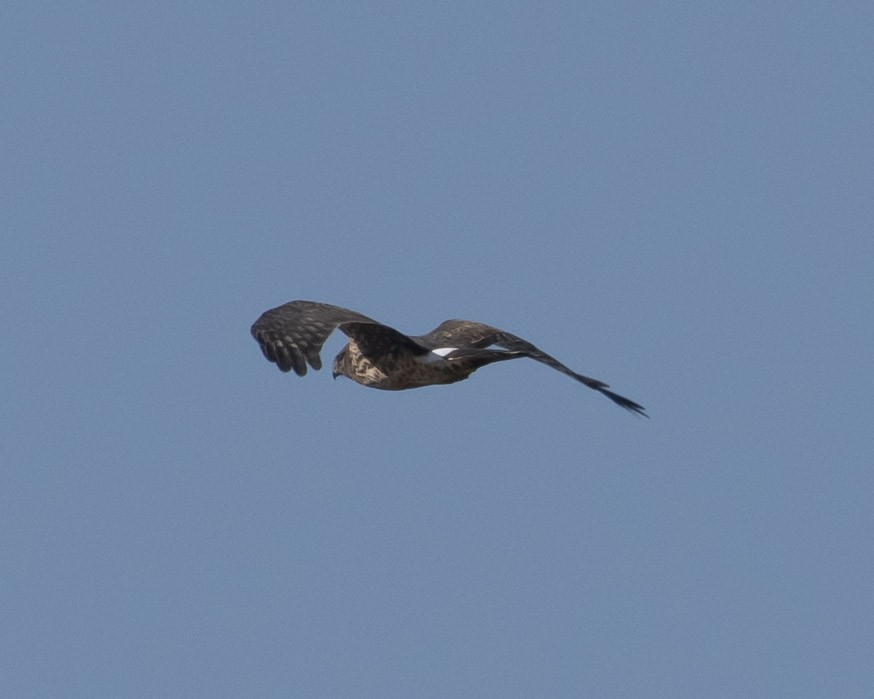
[251,300,647,416]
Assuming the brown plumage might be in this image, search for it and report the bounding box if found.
[251,300,647,416]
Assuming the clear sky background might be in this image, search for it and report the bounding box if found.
[3,3,872,697]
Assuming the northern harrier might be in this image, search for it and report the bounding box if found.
[251,300,647,416]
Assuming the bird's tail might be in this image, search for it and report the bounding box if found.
[594,387,648,417]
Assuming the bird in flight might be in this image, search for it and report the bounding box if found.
[251,300,647,416]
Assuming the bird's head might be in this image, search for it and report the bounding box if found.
[332,348,347,380]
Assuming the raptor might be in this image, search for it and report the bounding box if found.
[251,300,647,416]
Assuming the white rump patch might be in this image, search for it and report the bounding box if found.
[419,347,458,363]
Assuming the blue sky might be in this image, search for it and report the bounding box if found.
[3,3,873,696]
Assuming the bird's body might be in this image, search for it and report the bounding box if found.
[251,300,647,416]
[334,338,521,390]
[336,340,451,389]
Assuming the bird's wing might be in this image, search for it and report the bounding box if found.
[251,300,388,376]
[416,319,647,416]
[336,321,430,362]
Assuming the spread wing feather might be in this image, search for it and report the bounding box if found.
[251,300,388,376]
